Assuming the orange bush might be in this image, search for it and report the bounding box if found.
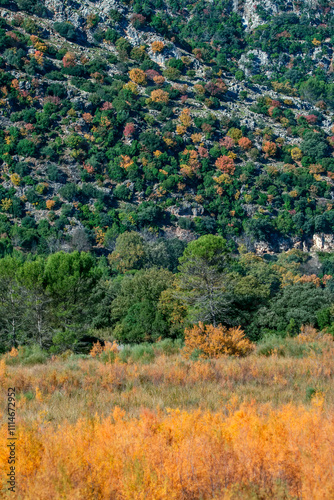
[129,68,147,85]
[1,402,334,499]
[184,322,254,358]
[82,112,93,123]
[151,40,164,53]
[238,137,252,150]
[150,89,169,103]
[215,155,235,175]
[46,199,56,210]
[262,141,277,157]
[120,155,134,169]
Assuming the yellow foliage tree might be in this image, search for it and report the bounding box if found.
[291,147,302,161]
[176,125,187,136]
[1,198,12,211]
[191,133,202,143]
[120,155,134,169]
[10,173,20,186]
[129,68,147,85]
[151,41,164,53]
[150,89,169,103]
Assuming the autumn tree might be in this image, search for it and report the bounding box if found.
[291,147,302,161]
[129,68,147,85]
[123,122,135,138]
[238,137,252,150]
[215,156,235,175]
[262,141,277,158]
[62,52,76,68]
[150,89,169,103]
[151,41,164,53]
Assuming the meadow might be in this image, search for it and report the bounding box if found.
[1,334,334,499]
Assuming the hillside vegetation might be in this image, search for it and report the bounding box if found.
[0,0,333,254]
[1,2,334,498]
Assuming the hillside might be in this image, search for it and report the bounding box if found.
[0,0,334,255]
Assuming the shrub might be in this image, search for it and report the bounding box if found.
[151,41,164,53]
[129,68,147,85]
[104,28,119,43]
[163,67,181,80]
[238,137,252,150]
[150,89,169,103]
[130,14,146,29]
[215,156,235,175]
[184,322,254,359]
[54,22,77,41]
[5,344,48,365]
[17,139,36,157]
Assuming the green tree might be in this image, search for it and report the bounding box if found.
[17,259,51,347]
[44,251,100,350]
[0,256,25,350]
[108,232,146,273]
[177,235,231,326]
[111,268,173,343]
[252,282,333,336]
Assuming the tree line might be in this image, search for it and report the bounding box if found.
[0,232,334,353]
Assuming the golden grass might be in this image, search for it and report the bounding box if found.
[0,341,333,498]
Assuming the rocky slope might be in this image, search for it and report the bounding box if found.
[0,0,334,255]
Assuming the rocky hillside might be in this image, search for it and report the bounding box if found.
[0,0,334,256]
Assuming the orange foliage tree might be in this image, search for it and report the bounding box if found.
[129,68,147,85]
[184,322,254,358]
[151,40,164,53]
[215,155,235,175]
[153,75,165,85]
[150,89,169,103]
[238,137,252,150]
[262,141,277,158]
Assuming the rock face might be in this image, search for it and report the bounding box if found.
[232,0,331,31]
[166,202,204,218]
[239,50,270,77]
[252,233,334,256]
[311,234,334,252]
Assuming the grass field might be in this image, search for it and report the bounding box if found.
[1,336,334,499]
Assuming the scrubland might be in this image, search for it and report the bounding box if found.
[1,335,334,499]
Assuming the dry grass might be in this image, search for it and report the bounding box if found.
[0,338,333,498]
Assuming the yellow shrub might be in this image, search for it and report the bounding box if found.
[129,68,147,85]
[46,199,56,210]
[10,173,20,186]
[151,40,164,53]
[150,89,169,103]
[184,322,254,358]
